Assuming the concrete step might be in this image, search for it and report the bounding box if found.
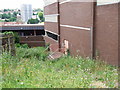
[48,52,63,60]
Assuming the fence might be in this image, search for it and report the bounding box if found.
[0,33,16,56]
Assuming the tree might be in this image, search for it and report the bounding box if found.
[5,19,10,22]
[9,17,16,22]
[3,9,11,12]
[13,32,20,43]
[12,12,18,17]
[41,17,45,22]
[8,13,11,18]
[0,20,4,22]
[33,8,43,12]
[0,14,2,19]
[38,12,44,22]
[3,9,8,12]
[27,18,39,24]
[33,13,37,15]
[2,13,9,19]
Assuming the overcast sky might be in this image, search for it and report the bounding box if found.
[0,0,45,9]
[0,0,119,9]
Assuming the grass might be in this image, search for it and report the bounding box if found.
[1,47,119,88]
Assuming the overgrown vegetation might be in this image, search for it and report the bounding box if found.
[3,31,14,35]
[1,46,119,88]
[27,18,39,24]
[38,12,44,22]
[0,8,44,23]
[0,12,18,22]
[3,31,20,44]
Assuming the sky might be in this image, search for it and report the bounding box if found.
[0,0,45,9]
[0,0,119,9]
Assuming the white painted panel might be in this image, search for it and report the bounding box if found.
[45,15,58,22]
[43,0,58,6]
[60,24,91,30]
[59,0,119,4]
[60,0,72,4]
[97,0,120,5]
[44,14,59,17]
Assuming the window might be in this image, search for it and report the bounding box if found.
[46,31,58,41]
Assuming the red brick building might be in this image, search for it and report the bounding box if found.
[44,0,120,66]
[1,24,45,47]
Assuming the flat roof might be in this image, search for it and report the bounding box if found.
[0,24,44,31]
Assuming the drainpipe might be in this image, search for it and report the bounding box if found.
[58,0,61,52]
[91,26,94,59]
[91,1,97,59]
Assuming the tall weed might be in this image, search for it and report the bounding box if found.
[16,47,48,61]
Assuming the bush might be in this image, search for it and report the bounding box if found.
[16,47,48,61]
[3,31,20,43]
[27,18,39,24]
[15,43,29,48]
[13,32,20,43]
[3,31,14,35]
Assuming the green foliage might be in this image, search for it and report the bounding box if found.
[33,8,43,12]
[3,31,14,35]
[15,43,29,48]
[33,13,37,15]
[3,31,20,43]
[0,14,2,18]
[0,11,18,22]
[38,12,44,22]
[67,49,70,56]
[38,12,43,19]
[4,17,16,22]
[27,18,39,24]
[4,19,9,22]
[0,20,4,22]
[13,32,20,43]
[3,9,12,12]
[2,13,10,19]
[9,17,16,22]
[16,47,48,61]
[41,17,45,22]
[1,47,118,88]
[12,12,18,17]
[3,9,8,12]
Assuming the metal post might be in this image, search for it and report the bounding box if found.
[34,30,36,36]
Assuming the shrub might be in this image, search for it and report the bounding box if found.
[3,31,20,43]
[27,18,39,24]
[16,47,48,61]
[13,32,20,43]
[15,43,29,48]
[3,31,14,35]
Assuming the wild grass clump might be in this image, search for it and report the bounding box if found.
[1,47,119,88]
[16,47,48,61]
